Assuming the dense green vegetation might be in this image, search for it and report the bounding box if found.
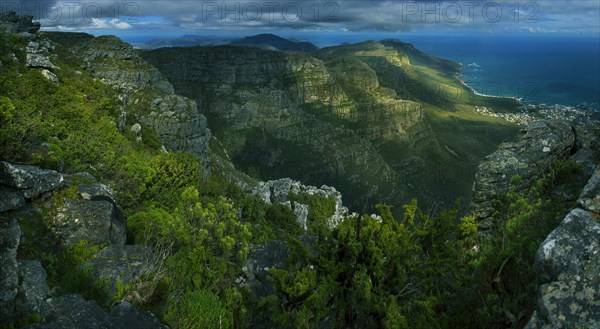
[0,30,579,328]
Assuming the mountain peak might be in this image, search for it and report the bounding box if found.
[230,34,319,53]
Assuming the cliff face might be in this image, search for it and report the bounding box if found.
[471,119,599,229]
[43,33,211,169]
[142,38,520,210]
[143,43,469,210]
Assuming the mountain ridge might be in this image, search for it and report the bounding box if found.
[142,37,520,211]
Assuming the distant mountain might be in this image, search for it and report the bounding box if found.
[230,34,319,52]
[140,33,319,52]
[141,35,231,49]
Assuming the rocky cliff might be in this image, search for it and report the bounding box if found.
[468,116,600,327]
[0,11,39,35]
[0,161,166,328]
[142,40,517,211]
[143,44,426,210]
[42,32,211,170]
[525,165,600,328]
[471,120,599,230]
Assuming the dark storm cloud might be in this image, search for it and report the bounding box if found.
[1,0,598,33]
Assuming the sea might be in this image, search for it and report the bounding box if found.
[308,33,600,109]
[390,34,600,108]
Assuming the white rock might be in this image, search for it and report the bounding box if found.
[41,69,58,83]
[130,123,142,134]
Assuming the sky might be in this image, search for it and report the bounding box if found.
[2,0,599,44]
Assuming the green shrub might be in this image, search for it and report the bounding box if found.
[166,289,232,329]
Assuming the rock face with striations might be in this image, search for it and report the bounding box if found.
[142,44,433,210]
[44,32,211,169]
[470,120,576,229]
[525,165,600,329]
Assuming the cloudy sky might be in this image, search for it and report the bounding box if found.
[3,0,599,43]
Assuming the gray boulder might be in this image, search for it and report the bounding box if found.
[578,164,600,214]
[471,120,575,229]
[45,176,126,249]
[0,188,25,212]
[105,302,168,329]
[0,161,64,199]
[84,244,154,298]
[0,218,21,322]
[0,11,40,34]
[243,240,289,299]
[50,198,126,248]
[526,207,600,329]
[16,260,50,316]
[26,40,57,69]
[41,69,59,83]
[535,208,600,285]
[28,294,167,329]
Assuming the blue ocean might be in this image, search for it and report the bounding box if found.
[397,34,600,108]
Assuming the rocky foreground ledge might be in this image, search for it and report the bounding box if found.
[471,119,599,230]
[0,161,167,328]
[525,165,600,328]
[469,117,600,328]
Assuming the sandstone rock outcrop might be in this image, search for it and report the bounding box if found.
[0,161,165,327]
[525,165,600,329]
[252,178,349,230]
[0,161,64,212]
[470,121,577,229]
[0,11,40,34]
[25,39,57,69]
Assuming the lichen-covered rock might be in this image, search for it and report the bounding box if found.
[0,189,25,212]
[578,164,600,214]
[0,218,21,322]
[0,161,64,199]
[470,120,576,229]
[84,245,153,297]
[252,178,349,229]
[50,198,125,248]
[16,260,50,316]
[535,208,600,285]
[28,294,167,329]
[525,168,600,328]
[26,40,57,69]
[536,280,600,329]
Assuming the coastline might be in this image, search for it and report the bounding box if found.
[455,64,523,103]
